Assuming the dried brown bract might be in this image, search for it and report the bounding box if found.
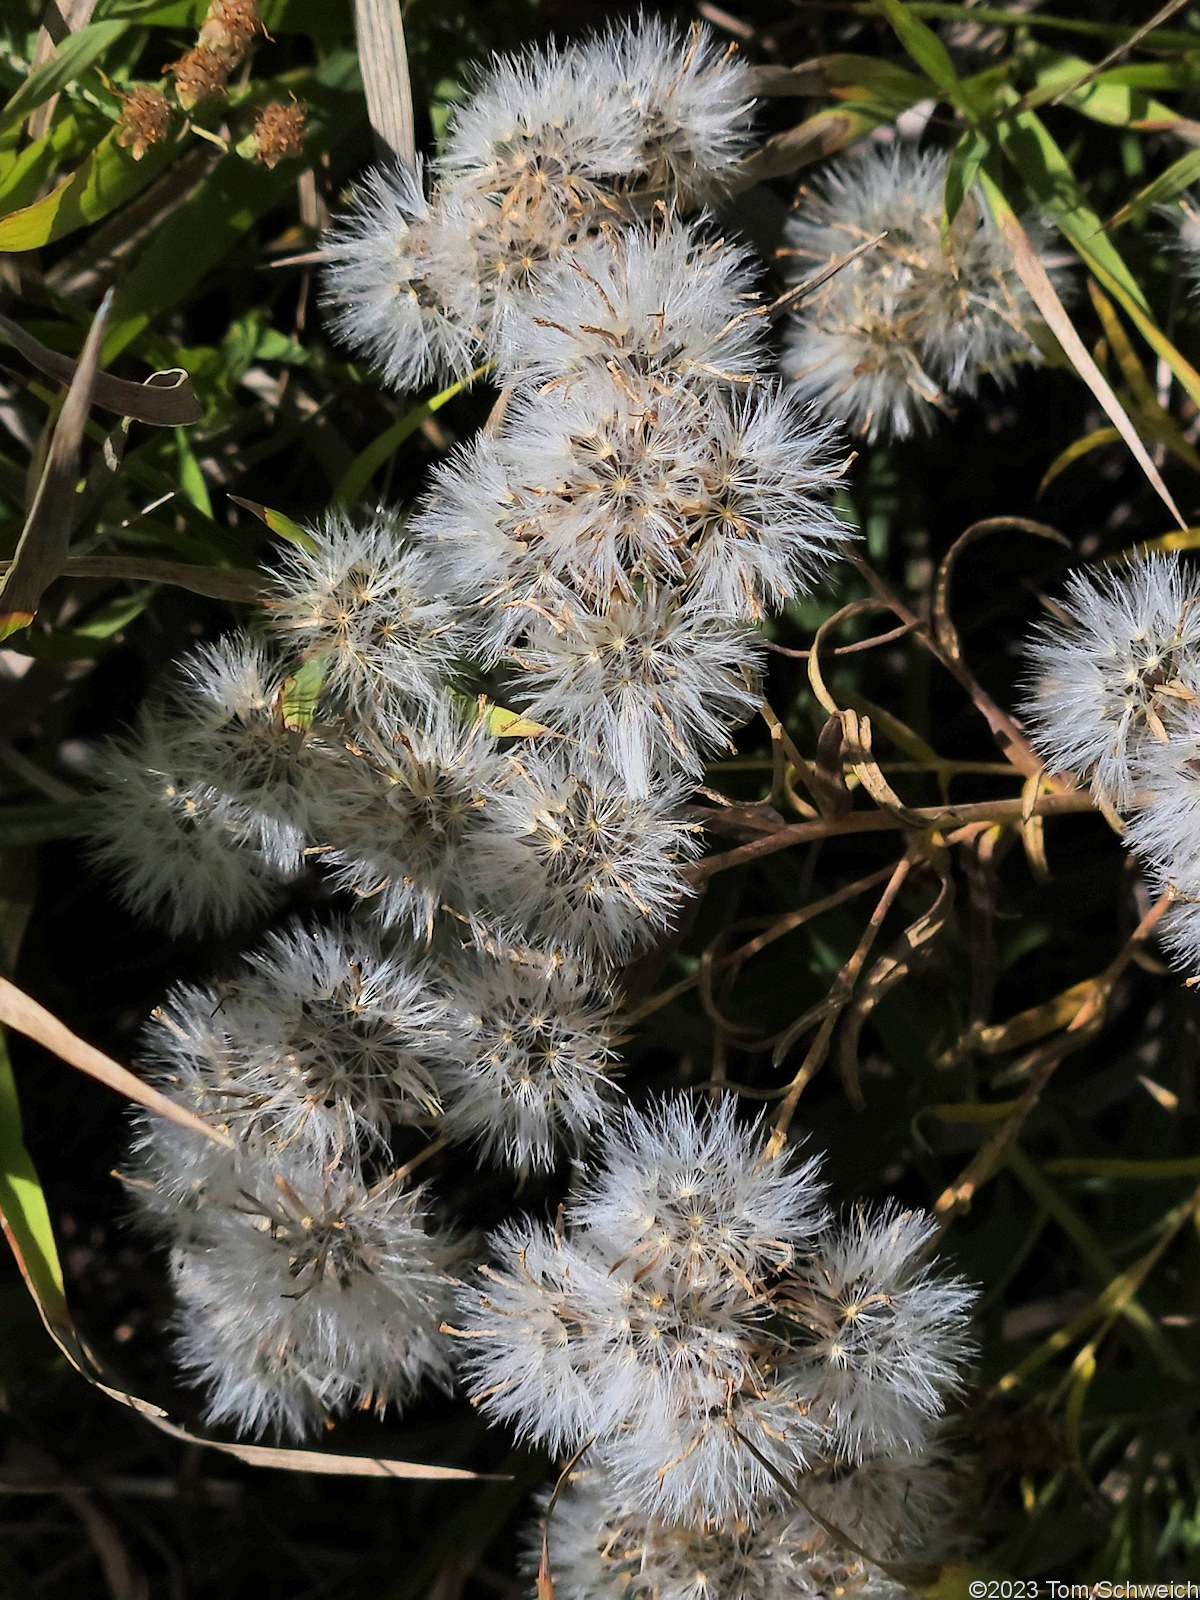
[115,85,172,160]
[167,43,236,109]
[198,0,267,57]
[251,99,307,169]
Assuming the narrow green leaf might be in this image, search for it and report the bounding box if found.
[334,368,484,507]
[0,804,91,846]
[227,494,318,553]
[1038,427,1121,494]
[980,166,1185,528]
[0,1028,69,1330]
[1109,146,1200,229]
[0,116,80,217]
[995,105,1152,315]
[0,21,129,137]
[866,2,1200,50]
[942,126,990,242]
[873,0,963,101]
[174,427,213,518]
[1022,47,1187,127]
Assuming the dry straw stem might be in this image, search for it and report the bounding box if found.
[933,895,1172,1225]
[688,788,1094,884]
[766,851,916,1149]
[353,0,415,167]
[625,863,897,1023]
[851,550,1050,781]
[0,974,230,1149]
[26,0,98,143]
[978,170,1186,530]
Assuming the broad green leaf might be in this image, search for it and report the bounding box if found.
[0,21,129,137]
[0,127,177,252]
[0,115,81,216]
[1022,47,1187,128]
[334,367,486,507]
[0,1029,69,1331]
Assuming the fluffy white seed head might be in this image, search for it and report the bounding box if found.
[89,704,286,938]
[455,1221,626,1456]
[226,920,448,1153]
[590,18,755,201]
[125,988,253,1230]
[457,1216,817,1522]
[782,145,1045,441]
[265,512,460,723]
[1171,189,1200,294]
[438,39,638,209]
[458,1099,973,1522]
[569,1094,827,1294]
[786,1204,974,1465]
[170,1149,459,1438]
[90,635,332,935]
[472,747,701,964]
[437,929,621,1173]
[309,703,508,938]
[1024,555,1200,808]
[320,162,482,392]
[494,219,766,392]
[513,594,764,797]
[540,1454,958,1600]
[418,376,845,634]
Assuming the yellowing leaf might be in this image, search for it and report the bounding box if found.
[484,704,550,739]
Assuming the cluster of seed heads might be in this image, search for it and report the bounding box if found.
[85,19,998,1592]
